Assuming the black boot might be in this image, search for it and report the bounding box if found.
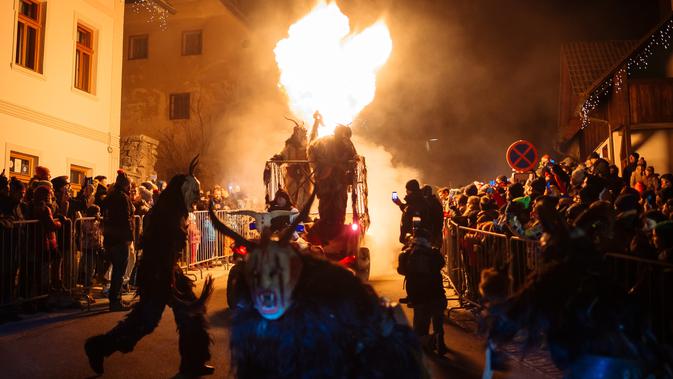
[435,333,449,355]
[84,335,111,374]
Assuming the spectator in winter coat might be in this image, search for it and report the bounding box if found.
[422,185,444,247]
[661,173,673,190]
[606,165,625,199]
[29,185,62,291]
[586,152,610,179]
[397,228,448,355]
[654,221,673,263]
[93,176,108,208]
[630,158,647,189]
[101,170,134,311]
[79,205,103,301]
[644,166,659,193]
[70,183,95,219]
[622,152,639,184]
[394,179,431,244]
[463,196,481,227]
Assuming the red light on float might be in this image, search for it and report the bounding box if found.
[235,245,248,256]
[351,223,359,232]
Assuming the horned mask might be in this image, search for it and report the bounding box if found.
[209,192,316,320]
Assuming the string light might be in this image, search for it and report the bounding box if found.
[580,18,673,128]
[130,0,170,30]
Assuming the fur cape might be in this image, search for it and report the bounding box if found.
[229,252,427,379]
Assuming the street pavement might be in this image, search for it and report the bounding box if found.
[0,267,549,379]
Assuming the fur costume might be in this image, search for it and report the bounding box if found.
[482,201,673,378]
[279,118,314,210]
[85,157,215,376]
[209,192,427,379]
[308,125,357,242]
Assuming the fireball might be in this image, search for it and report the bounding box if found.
[274,2,392,137]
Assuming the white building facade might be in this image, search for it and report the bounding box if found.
[0,0,124,192]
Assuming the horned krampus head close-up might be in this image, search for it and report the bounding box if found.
[209,191,316,320]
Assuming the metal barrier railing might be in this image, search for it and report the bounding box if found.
[442,220,673,344]
[182,210,258,270]
[1,209,260,309]
[604,253,673,345]
[1,220,51,307]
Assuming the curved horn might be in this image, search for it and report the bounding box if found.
[208,204,256,250]
[229,210,262,218]
[284,116,301,128]
[189,154,200,176]
[279,190,316,244]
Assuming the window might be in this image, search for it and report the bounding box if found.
[9,151,38,183]
[15,0,45,72]
[182,30,202,56]
[75,24,94,92]
[69,164,91,195]
[169,93,190,120]
[128,34,148,60]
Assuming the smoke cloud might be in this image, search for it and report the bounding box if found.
[210,0,659,275]
[354,137,419,276]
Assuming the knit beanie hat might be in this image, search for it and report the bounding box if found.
[35,166,50,180]
[115,169,130,188]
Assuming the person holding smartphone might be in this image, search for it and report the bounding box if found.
[393,179,430,245]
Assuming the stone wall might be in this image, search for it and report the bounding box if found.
[120,134,159,182]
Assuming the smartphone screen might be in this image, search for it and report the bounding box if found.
[392,191,399,201]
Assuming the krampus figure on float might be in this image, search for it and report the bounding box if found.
[274,116,314,210]
[308,121,357,242]
[208,192,428,379]
[481,200,673,378]
[85,156,215,377]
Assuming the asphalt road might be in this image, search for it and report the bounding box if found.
[0,268,547,379]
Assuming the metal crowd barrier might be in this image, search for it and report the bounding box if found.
[182,210,258,270]
[442,220,673,344]
[1,220,50,307]
[604,253,673,345]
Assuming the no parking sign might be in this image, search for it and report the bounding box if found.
[506,140,539,173]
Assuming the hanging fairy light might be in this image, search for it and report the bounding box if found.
[130,0,170,30]
[580,17,673,128]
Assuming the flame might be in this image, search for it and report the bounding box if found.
[274,2,392,137]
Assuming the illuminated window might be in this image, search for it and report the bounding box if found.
[9,151,38,183]
[15,0,45,72]
[169,93,190,120]
[128,34,148,60]
[69,164,91,195]
[75,24,94,92]
[182,30,202,56]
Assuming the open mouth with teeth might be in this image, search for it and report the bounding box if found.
[255,290,282,318]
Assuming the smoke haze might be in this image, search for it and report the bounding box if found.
[211,0,661,275]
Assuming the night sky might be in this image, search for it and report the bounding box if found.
[355,0,662,186]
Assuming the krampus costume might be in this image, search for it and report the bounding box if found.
[209,192,427,379]
[277,118,314,210]
[85,157,215,377]
[308,124,357,242]
[481,201,673,378]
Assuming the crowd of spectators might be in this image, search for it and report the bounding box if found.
[0,165,249,317]
[436,151,673,263]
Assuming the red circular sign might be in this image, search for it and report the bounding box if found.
[506,140,539,173]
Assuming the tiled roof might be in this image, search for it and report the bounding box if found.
[561,40,637,95]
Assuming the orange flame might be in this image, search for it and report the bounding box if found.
[274,2,392,137]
